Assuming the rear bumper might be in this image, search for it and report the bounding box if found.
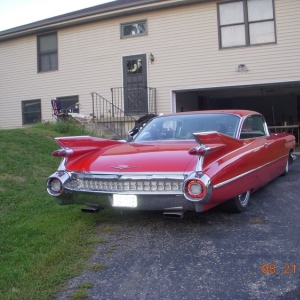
[46,171,212,212]
[56,191,198,211]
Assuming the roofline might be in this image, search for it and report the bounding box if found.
[0,0,210,41]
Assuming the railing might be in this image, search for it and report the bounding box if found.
[91,92,137,139]
[111,87,156,116]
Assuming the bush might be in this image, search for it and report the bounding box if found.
[34,119,91,136]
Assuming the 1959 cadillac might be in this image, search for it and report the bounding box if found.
[47,110,296,218]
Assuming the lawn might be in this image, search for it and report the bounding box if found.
[0,123,113,299]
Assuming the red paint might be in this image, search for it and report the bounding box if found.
[50,110,296,212]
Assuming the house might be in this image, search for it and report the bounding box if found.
[0,0,300,138]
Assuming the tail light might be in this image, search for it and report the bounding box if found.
[52,149,73,157]
[47,178,63,195]
[188,146,207,156]
[47,172,71,196]
[185,179,206,199]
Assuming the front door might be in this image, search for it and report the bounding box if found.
[123,54,148,115]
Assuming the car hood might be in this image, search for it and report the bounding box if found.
[66,141,198,173]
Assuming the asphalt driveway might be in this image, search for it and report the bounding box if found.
[57,158,300,300]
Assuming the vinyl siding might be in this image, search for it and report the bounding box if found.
[0,0,299,128]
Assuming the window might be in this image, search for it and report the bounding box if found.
[22,99,41,125]
[240,115,266,139]
[37,32,58,72]
[121,20,147,38]
[56,96,79,113]
[218,0,276,48]
[134,113,240,142]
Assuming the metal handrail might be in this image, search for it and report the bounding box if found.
[91,92,137,138]
[91,87,156,139]
[111,87,157,116]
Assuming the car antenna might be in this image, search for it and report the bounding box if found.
[272,105,277,134]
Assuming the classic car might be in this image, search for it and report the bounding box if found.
[47,110,296,218]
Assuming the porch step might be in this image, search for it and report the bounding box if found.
[95,123,121,139]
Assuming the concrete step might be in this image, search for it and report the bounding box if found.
[84,123,128,140]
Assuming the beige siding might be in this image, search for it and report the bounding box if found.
[0,0,299,128]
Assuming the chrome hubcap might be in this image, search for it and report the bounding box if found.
[237,190,250,207]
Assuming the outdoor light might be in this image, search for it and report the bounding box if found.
[236,64,248,72]
[149,53,154,62]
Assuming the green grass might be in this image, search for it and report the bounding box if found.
[68,282,94,300]
[0,123,113,300]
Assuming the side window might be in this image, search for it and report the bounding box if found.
[240,115,266,139]
[37,32,58,72]
[22,99,41,125]
[121,20,147,38]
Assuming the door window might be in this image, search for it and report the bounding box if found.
[240,115,266,139]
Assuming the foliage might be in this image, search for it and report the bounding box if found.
[34,120,90,135]
[0,124,112,300]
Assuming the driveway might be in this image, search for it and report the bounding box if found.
[57,158,300,300]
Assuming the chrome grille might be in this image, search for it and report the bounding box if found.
[64,178,183,194]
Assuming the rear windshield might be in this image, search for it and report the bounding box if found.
[133,113,240,142]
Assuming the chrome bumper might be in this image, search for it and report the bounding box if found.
[46,171,212,212]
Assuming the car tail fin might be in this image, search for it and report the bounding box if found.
[191,131,244,155]
[52,136,126,158]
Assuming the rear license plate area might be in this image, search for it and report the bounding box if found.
[112,195,137,208]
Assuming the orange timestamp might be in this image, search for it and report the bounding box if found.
[262,264,297,274]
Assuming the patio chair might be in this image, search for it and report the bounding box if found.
[51,99,69,120]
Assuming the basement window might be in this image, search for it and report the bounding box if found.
[22,99,41,125]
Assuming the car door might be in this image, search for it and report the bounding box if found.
[239,115,271,186]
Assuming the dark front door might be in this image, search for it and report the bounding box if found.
[123,54,148,115]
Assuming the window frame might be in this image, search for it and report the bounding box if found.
[56,95,79,113]
[37,31,58,72]
[120,20,147,39]
[239,114,267,139]
[21,99,41,125]
[217,0,276,49]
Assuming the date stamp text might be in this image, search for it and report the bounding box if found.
[261,264,297,274]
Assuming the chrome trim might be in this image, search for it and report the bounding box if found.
[120,174,184,180]
[196,155,205,172]
[62,172,185,195]
[213,154,288,189]
[192,133,211,172]
[73,171,185,177]
[46,171,71,196]
[110,165,138,170]
[57,157,67,171]
[55,136,91,140]
[163,206,184,211]
[183,172,212,203]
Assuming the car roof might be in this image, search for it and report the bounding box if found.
[157,110,260,118]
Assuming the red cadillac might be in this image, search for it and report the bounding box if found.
[47,110,296,218]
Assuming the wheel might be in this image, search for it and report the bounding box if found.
[281,159,289,176]
[220,190,251,213]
